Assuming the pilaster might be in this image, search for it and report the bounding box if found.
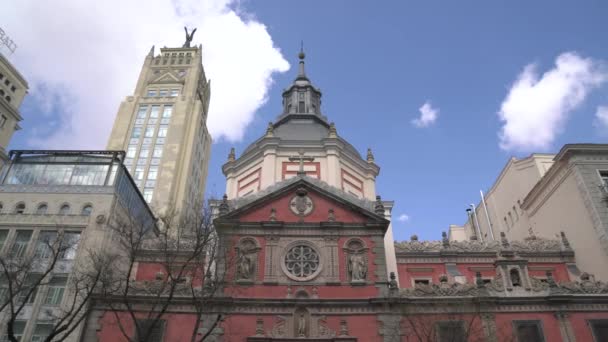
[554,312,576,342]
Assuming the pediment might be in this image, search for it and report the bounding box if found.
[151,72,182,84]
[220,178,388,226]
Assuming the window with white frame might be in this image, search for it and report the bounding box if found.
[147,89,157,97]
[18,274,40,305]
[44,276,67,306]
[127,146,137,158]
[159,89,168,97]
[10,230,32,258]
[170,89,179,97]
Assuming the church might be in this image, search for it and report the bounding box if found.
[89,38,608,341]
[1,32,608,342]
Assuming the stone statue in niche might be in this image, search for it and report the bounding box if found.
[348,253,367,281]
[297,312,306,337]
[236,240,257,280]
[236,249,254,280]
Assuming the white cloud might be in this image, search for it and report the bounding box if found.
[498,52,607,152]
[411,101,439,128]
[397,214,410,222]
[0,0,289,149]
[595,106,608,132]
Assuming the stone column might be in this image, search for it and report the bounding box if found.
[555,312,576,342]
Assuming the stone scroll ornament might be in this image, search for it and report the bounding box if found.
[290,187,314,217]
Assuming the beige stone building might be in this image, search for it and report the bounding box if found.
[106,45,211,217]
[0,53,28,169]
[0,150,155,341]
[451,144,608,280]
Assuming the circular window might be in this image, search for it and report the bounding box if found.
[283,244,321,281]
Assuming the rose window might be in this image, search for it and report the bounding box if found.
[284,245,320,280]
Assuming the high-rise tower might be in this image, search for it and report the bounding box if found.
[107,38,212,216]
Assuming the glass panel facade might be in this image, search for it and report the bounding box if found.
[5,164,110,186]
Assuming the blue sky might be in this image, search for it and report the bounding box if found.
[5,0,608,241]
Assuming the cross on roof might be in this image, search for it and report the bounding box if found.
[288,150,315,177]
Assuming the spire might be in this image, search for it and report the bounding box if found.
[297,41,307,80]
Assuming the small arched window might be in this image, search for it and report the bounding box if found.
[36,204,48,215]
[59,204,71,215]
[5,96,10,103]
[15,203,26,214]
[81,205,93,216]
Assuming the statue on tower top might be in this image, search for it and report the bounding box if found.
[183,26,197,48]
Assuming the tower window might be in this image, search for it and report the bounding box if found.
[298,101,305,113]
[153,146,163,158]
[136,105,148,119]
[131,127,142,139]
[158,126,168,138]
[148,166,158,180]
[162,105,173,118]
[170,89,179,97]
[159,89,168,97]
[150,105,160,118]
[147,89,157,97]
